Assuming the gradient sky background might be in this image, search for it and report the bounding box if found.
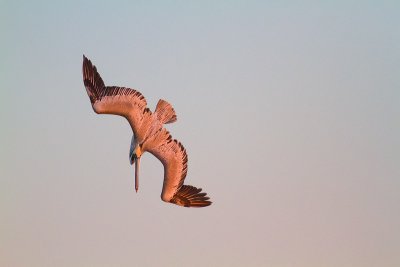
[1,1,399,266]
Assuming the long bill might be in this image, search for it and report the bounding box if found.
[135,156,140,193]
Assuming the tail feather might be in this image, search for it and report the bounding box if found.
[170,185,212,208]
[155,99,177,124]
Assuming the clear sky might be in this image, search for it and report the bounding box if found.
[1,1,399,266]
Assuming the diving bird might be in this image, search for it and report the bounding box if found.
[82,55,211,207]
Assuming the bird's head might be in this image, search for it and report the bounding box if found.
[129,136,143,193]
[129,135,144,165]
[129,143,143,165]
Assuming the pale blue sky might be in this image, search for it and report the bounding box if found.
[1,1,399,266]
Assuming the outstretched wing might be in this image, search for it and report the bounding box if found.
[147,129,212,207]
[82,55,150,140]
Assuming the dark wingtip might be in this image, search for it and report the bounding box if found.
[187,200,212,208]
[83,54,90,64]
[170,185,212,208]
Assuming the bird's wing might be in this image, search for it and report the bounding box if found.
[147,129,212,207]
[82,55,151,140]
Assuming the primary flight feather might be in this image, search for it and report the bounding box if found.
[82,55,211,208]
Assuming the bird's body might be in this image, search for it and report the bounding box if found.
[82,55,211,207]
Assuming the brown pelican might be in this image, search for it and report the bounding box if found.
[82,55,211,207]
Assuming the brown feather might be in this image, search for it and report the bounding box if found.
[170,185,212,208]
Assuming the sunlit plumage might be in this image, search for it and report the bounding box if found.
[82,55,211,207]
